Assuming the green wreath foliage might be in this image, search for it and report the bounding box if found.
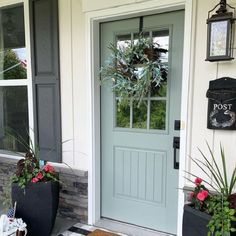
[100,36,168,106]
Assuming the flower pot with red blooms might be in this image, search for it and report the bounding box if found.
[184,144,236,236]
[11,152,59,236]
[183,178,211,236]
[183,204,211,236]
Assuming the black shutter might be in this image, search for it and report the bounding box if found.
[29,0,61,162]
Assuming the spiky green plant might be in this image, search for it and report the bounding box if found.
[186,143,236,236]
[189,143,236,197]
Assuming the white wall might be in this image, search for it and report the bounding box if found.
[59,0,236,187]
[186,0,236,186]
[59,0,88,170]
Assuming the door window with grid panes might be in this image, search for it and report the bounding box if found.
[116,30,169,131]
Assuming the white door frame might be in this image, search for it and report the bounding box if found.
[85,1,196,235]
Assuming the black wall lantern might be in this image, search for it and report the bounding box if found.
[206,0,235,62]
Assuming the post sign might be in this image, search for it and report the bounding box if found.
[206,77,236,130]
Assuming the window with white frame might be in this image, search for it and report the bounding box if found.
[0,0,61,162]
[0,3,29,153]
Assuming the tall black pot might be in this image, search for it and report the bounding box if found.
[183,204,211,236]
[11,181,59,236]
[183,204,236,236]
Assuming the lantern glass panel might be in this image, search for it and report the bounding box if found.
[210,20,228,57]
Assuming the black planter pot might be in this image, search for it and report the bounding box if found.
[183,204,211,236]
[12,181,59,236]
[183,204,236,236]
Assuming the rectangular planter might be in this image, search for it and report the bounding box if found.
[183,204,211,236]
[12,181,59,236]
[183,204,236,236]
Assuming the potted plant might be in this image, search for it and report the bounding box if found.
[8,132,59,236]
[100,35,168,107]
[183,144,236,236]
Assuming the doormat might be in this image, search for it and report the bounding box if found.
[88,229,120,236]
[58,224,127,236]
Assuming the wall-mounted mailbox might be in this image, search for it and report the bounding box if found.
[206,77,236,130]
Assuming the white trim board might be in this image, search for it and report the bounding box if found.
[85,1,195,236]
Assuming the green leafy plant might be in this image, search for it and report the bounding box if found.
[190,143,236,197]
[207,195,236,236]
[5,129,58,189]
[12,154,58,189]
[186,143,236,235]
[100,35,168,107]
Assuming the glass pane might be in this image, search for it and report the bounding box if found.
[117,34,131,50]
[151,30,169,98]
[150,100,166,130]
[116,100,130,128]
[153,30,169,63]
[150,81,167,97]
[0,86,28,152]
[133,101,147,129]
[0,4,27,80]
[210,21,228,57]
[134,32,150,43]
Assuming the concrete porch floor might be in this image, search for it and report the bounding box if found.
[1,203,173,236]
[51,216,78,235]
[51,218,173,236]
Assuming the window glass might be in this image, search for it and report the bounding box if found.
[153,30,169,63]
[117,34,131,50]
[133,101,147,129]
[115,30,169,131]
[150,81,167,97]
[0,4,27,80]
[0,86,28,152]
[0,4,29,153]
[116,100,130,128]
[210,21,227,57]
[150,100,166,130]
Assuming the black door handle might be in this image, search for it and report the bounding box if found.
[173,137,180,169]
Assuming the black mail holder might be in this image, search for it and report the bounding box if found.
[206,77,236,130]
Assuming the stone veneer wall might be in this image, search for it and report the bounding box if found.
[0,158,88,223]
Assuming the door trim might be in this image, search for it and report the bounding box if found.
[85,1,196,235]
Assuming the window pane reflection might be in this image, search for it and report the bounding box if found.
[114,30,169,131]
[153,30,169,63]
[150,81,167,97]
[133,101,147,129]
[116,34,131,51]
[0,4,27,80]
[116,100,130,128]
[0,86,29,152]
[150,100,166,130]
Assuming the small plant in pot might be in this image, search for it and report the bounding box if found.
[7,131,60,236]
[183,143,236,236]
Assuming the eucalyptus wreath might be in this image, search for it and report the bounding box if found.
[100,36,168,106]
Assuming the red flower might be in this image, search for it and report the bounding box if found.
[36,172,43,180]
[189,192,195,201]
[44,164,55,173]
[194,177,203,186]
[31,177,39,183]
[197,190,209,201]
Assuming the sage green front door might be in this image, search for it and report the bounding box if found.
[101,11,184,234]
